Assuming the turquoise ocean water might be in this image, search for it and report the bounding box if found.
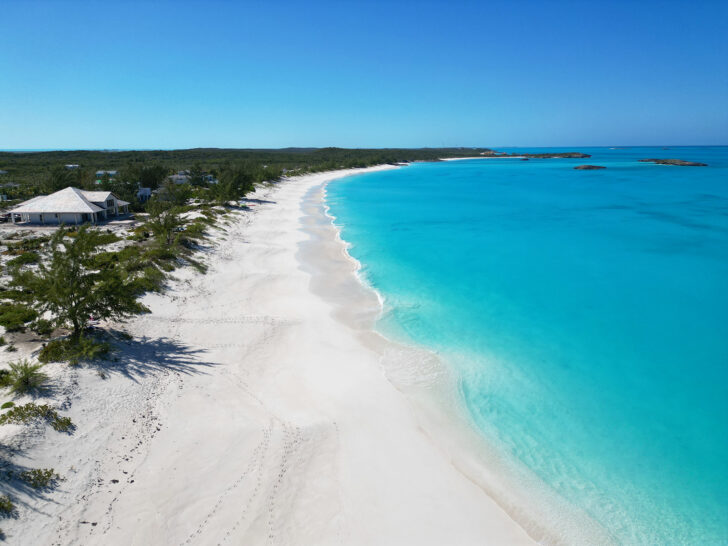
[326,147,728,544]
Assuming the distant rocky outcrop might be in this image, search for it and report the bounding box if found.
[639,158,707,167]
[574,165,606,170]
[517,152,591,159]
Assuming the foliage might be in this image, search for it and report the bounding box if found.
[31,318,54,337]
[17,468,61,490]
[6,251,39,267]
[145,201,184,247]
[41,165,74,194]
[152,180,190,207]
[38,336,109,365]
[5,360,48,395]
[210,164,255,204]
[5,345,17,353]
[0,402,14,409]
[0,403,73,432]
[0,148,494,199]
[10,226,148,338]
[0,371,10,388]
[0,303,38,332]
[0,495,14,516]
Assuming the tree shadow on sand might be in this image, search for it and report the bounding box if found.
[97,332,215,382]
[240,197,276,205]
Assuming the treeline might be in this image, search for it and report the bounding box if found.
[0,147,492,196]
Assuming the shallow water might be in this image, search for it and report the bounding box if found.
[326,147,728,544]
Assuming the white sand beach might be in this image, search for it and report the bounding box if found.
[2,167,534,545]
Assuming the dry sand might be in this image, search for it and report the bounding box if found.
[3,167,534,545]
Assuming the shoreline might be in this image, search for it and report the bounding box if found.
[311,169,614,546]
[2,166,532,544]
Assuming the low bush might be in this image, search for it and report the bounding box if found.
[0,403,74,432]
[129,266,166,295]
[31,318,54,337]
[38,336,109,365]
[0,336,5,346]
[1,401,14,409]
[6,251,40,267]
[5,344,17,352]
[0,494,14,515]
[6,360,48,395]
[0,371,10,388]
[18,468,61,490]
[0,302,38,332]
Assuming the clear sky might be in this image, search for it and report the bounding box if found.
[1,0,726,149]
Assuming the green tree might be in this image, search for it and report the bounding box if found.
[41,165,74,194]
[188,163,205,187]
[211,164,255,204]
[11,226,148,340]
[128,163,168,190]
[146,200,184,247]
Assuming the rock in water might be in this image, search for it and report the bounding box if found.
[639,158,708,167]
[574,165,607,170]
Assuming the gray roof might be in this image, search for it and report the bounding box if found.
[10,187,105,214]
[82,190,114,203]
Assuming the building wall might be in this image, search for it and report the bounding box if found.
[24,212,88,224]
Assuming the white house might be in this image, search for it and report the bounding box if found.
[137,187,152,202]
[9,187,130,225]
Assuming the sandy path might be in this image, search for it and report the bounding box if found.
[7,168,533,545]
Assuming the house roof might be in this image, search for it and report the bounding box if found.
[81,190,114,202]
[10,187,105,214]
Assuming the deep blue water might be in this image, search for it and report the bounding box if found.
[326,147,728,544]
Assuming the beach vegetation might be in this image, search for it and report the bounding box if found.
[5,360,48,395]
[38,337,109,365]
[16,468,61,490]
[1,402,15,409]
[0,403,73,432]
[0,495,15,516]
[6,251,40,267]
[0,303,38,332]
[0,371,11,388]
[31,318,54,337]
[10,226,149,340]
[5,345,17,353]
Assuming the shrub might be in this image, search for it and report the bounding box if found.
[38,337,109,365]
[31,318,54,337]
[0,495,14,515]
[0,302,38,332]
[0,403,74,432]
[0,371,10,388]
[5,345,17,353]
[6,251,40,267]
[6,360,48,395]
[0,336,5,346]
[129,266,166,295]
[1,401,14,409]
[18,468,61,490]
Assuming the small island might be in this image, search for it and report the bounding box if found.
[519,152,591,159]
[574,165,606,170]
[639,158,707,167]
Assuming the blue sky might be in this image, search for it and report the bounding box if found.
[1,0,726,149]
